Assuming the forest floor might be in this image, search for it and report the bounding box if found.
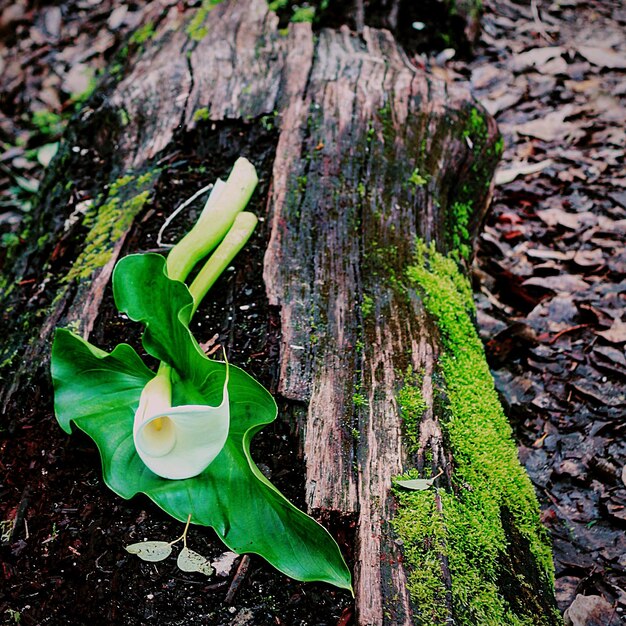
[466,1,625,622]
[0,0,624,625]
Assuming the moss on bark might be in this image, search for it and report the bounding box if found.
[391,241,559,625]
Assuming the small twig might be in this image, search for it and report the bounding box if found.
[10,488,29,544]
[546,324,589,345]
[199,333,220,354]
[225,554,251,604]
[206,343,222,358]
[156,183,213,248]
[169,513,193,547]
[531,0,554,43]
[95,551,113,574]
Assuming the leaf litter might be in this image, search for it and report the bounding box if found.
[462,0,626,618]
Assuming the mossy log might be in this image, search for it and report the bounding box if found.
[0,1,559,624]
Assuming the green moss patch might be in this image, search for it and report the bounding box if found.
[393,492,449,624]
[397,367,427,456]
[186,0,222,41]
[392,241,555,625]
[64,172,154,283]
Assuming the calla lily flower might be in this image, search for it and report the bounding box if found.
[133,364,229,480]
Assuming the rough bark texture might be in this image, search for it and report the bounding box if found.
[0,1,558,625]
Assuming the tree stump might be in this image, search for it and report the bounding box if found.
[0,1,559,624]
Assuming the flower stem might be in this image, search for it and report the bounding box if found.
[166,158,258,282]
[169,513,193,547]
[188,212,258,316]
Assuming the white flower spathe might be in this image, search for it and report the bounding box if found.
[133,366,229,480]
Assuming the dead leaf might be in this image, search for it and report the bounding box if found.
[564,594,617,626]
[572,249,604,268]
[577,45,626,69]
[571,381,625,407]
[483,91,525,116]
[62,63,94,97]
[395,469,443,491]
[177,547,214,576]
[596,319,626,344]
[593,346,626,369]
[37,142,59,167]
[605,500,626,523]
[526,295,579,333]
[511,46,565,72]
[471,64,509,89]
[522,275,590,292]
[212,551,239,577]
[125,541,172,562]
[535,208,596,230]
[495,159,553,185]
[565,78,601,93]
[526,249,574,261]
[42,6,62,38]
[556,459,586,481]
[107,5,129,30]
[514,106,584,142]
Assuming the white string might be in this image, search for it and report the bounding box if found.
[156,183,214,248]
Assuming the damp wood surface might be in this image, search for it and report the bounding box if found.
[0,1,558,625]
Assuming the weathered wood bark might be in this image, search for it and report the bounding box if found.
[0,1,559,625]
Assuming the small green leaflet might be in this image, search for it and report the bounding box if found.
[395,478,435,491]
[394,468,443,491]
[125,541,172,562]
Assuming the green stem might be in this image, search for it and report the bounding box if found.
[189,212,258,316]
[166,157,258,282]
[156,361,171,378]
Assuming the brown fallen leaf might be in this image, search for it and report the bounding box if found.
[535,208,596,230]
[514,106,585,143]
[572,249,604,268]
[526,249,574,261]
[605,500,626,523]
[576,45,626,69]
[495,159,553,185]
[522,275,590,292]
[596,319,626,344]
[62,63,94,97]
[564,78,601,94]
[483,91,525,116]
[511,46,565,72]
[571,381,624,407]
[593,345,626,369]
[564,594,618,626]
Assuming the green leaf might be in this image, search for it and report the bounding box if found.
[51,254,352,591]
[125,540,172,562]
[51,329,153,436]
[112,253,207,389]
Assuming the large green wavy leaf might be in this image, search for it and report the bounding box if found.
[51,254,352,591]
